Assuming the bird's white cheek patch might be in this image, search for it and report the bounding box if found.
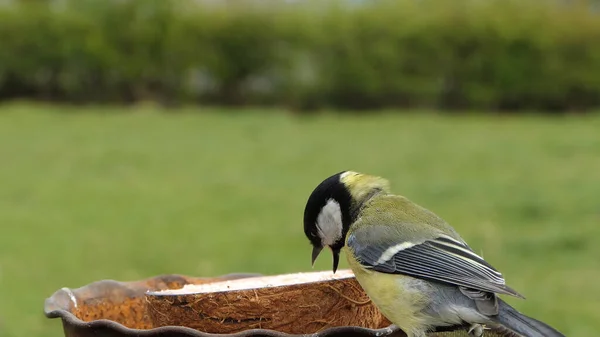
[316,199,343,247]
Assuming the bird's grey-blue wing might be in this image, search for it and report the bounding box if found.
[347,225,524,299]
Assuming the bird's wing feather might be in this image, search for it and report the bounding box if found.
[347,226,524,298]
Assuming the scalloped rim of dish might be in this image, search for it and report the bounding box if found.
[44,273,405,337]
[44,273,482,337]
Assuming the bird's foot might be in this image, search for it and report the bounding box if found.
[467,323,488,337]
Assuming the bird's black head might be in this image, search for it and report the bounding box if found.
[303,171,354,273]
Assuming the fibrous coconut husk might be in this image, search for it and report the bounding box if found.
[145,269,392,334]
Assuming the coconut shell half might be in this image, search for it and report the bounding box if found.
[145,269,392,334]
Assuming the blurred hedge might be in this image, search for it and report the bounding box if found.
[1,0,600,112]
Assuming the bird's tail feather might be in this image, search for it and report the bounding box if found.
[493,299,565,337]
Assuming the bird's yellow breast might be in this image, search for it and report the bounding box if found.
[343,246,432,336]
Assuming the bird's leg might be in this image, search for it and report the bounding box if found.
[467,323,486,337]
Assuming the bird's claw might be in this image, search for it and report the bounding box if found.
[467,323,488,337]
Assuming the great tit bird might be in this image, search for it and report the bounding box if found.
[303,171,565,337]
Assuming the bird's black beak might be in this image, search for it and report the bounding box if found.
[332,249,340,274]
[311,246,322,266]
[311,245,340,274]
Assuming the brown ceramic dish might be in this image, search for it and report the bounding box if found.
[44,273,510,337]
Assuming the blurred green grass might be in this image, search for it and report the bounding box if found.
[0,103,598,337]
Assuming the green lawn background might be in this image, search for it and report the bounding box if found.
[0,103,598,337]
